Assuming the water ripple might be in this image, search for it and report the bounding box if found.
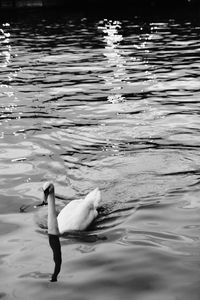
[1,14,200,300]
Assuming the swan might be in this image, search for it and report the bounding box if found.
[42,182,101,235]
[41,182,101,281]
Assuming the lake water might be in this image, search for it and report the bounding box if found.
[0,10,200,300]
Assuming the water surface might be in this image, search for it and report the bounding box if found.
[0,11,200,300]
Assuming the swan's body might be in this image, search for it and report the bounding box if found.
[42,182,101,235]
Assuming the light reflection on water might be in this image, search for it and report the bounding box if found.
[0,12,200,300]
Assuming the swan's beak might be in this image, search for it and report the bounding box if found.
[43,189,49,205]
[34,189,48,208]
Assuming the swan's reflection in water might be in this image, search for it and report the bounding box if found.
[48,223,109,281]
[48,234,62,282]
[48,231,107,282]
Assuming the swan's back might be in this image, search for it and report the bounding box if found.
[57,188,101,233]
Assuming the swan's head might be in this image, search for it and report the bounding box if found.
[42,182,55,204]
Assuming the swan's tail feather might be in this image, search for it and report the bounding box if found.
[84,187,101,209]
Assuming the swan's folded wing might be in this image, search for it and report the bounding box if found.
[84,188,101,209]
[57,197,99,233]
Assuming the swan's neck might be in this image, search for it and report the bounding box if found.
[48,193,59,235]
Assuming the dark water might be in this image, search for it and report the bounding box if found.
[1,11,200,300]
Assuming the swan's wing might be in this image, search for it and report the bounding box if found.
[84,188,101,209]
[57,199,84,232]
[57,198,98,233]
[58,199,83,218]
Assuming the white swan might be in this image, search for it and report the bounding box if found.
[42,182,101,235]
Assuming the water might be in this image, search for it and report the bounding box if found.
[1,10,200,300]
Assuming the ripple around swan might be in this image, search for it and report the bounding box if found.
[1,13,200,300]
